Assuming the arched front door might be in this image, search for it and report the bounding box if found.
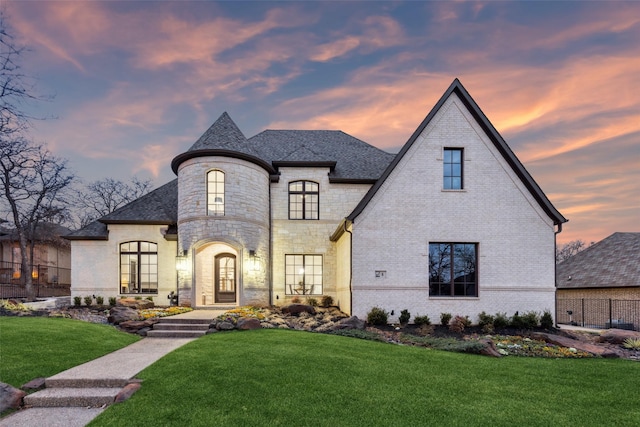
[215,253,236,303]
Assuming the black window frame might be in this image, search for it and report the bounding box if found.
[119,241,158,294]
[443,148,463,190]
[429,242,477,297]
[285,254,323,295]
[288,180,319,220]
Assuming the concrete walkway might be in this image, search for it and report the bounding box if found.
[0,310,222,427]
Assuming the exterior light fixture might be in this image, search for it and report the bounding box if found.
[249,250,261,272]
[175,252,188,272]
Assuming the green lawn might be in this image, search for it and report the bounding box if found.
[0,317,139,387]
[92,329,640,427]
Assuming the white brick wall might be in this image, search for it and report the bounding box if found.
[350,94,557,323]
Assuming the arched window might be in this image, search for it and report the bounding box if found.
[289,181,318,220]
[207,170,225,216]
[120,241,158,294]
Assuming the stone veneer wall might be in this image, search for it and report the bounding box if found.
[70,224,177,305]
[270,167,370,308]
[176,156,270,307]
[350,94,557,324]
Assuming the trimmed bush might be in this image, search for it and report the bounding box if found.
[399,309,410,325]
[83,296,93,306]
[413,315,431,326]
[493,312,509,329]
[540,310,554,329]
[108,297,117,307]
[320,295,334,308]
[440,312,452,326]
[449,315,467,334]
[478,311,494,328]
[367,307,389,326]
[95,296,104,306]
[73,296,82,307]
[306,297,318,307]
[521,311,540,329]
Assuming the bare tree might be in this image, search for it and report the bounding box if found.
[0,138,75,299]
[73,177,153,227]
[0,12,74,299]
[556,239,586,263]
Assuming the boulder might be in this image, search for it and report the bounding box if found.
[281,303,316,316]
[478,339,502,358]
[533,332,621,358]
[21,378,46,390]
[117,298,154,309]
[0,382,25,412]
[118,319,158,334]
[108,306,141,325]
[217,321,235,330]
[333,316,366,330]
[237,317,262,330]
[598,329,640,345]
[114,382,141,403]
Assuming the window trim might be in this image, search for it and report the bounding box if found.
[443,148,463,190]
[288,180,319,220]
[207,169,225,216]
[284,254,323,296]
[428,242,478,298]
[119,241,158,295]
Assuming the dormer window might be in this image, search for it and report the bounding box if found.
[289,181,318,220]
[207,170,225,216]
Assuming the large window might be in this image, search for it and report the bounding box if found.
[207,170,225,216]
[120,241,158,294]
[429,243,477,297]
[285,254,322,295]
[443,148,463,190]
[289,181,318,220]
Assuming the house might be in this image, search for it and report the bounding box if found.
[556,232,640,329]
[65,79,567,323]
[0,223,72,288]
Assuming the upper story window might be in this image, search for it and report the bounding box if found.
[429,242,477,297]
[289,181,319,220]
[207,170,225,216]
[120,241,158,294]
[443,148,463,190]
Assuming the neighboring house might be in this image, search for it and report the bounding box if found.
[556,232,640,329]
[0,223,72,286]
[66,79,567,322]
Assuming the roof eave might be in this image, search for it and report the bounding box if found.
[171,149,276,175]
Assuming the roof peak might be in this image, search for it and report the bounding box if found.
[187,112,248,152]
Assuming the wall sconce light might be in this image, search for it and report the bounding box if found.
[248,250,261,272]
[175,252,188,272]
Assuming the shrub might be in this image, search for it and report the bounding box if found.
[449,315,467,334]
[146,296,153,301]
[399,309,410,325]
[493,312,509,329]
[413,315,431,326]
[306,297,318,307]
[320,295,334,308]
[540,310,554,329]
[84,296,93,306]
[521,311,540,329]
[478,311,494,328]
[367,307,389,326]
[440,312,452,326]
[95,296,104,306]
[623,338,640,350]
[134,296,142,300]
[510,311,524,329]
[73,296,82,307]
[291,296,301,303]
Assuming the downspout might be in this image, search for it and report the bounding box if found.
[343,220,353,316]
[268,183,273,306]
[553,222,563,326]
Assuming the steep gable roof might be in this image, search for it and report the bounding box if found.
[556,232,640,289]
[347,78,567,225]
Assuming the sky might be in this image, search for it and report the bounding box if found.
[5,1,640,245]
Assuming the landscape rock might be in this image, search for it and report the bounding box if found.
[333,316,366,330]
[0,382,26,412]
[597,329,640,345]
[478,339,502,358]
[237,317,262,330]
[21,378,46,390]
[118,319,158,334]
[281,303,316,316]
[107,306,141,325]
[217,321,235,330]
[532,332,621,358]
[114,382,141,403]
[117,298,154,309]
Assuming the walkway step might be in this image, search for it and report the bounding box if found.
[146,330,207,338]
[46,378,129,388]
[157,317,212,324]
[24,387,122,408]
[152,323,209,331]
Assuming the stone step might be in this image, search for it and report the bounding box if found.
[45,377,129,389]
[145,330,207,338]
[24,387,122,408]
[152,323,210,331]
[156,317,212,325]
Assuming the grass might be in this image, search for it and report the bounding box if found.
[0,317,139,387]
[92,329,640,427]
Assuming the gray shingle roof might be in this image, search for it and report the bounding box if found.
[64,180,178,240]
[556,232,640,289]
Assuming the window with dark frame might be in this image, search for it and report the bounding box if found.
[443,148,463,190]
[285,254,322,295]
[207,170,225,216]
[288,181,319,220]
[429,243,477,297]
[120,241,158,294]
